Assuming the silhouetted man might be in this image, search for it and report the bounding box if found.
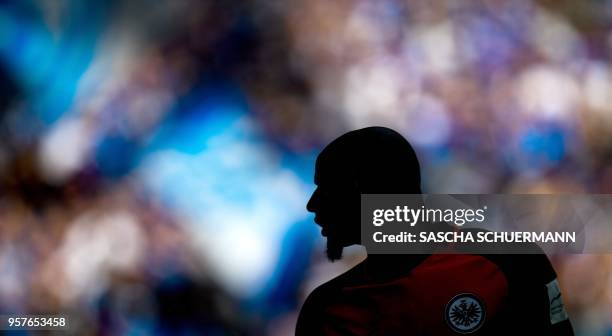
[296,127,573,335]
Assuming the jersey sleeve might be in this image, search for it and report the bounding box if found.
[505,249,574,335]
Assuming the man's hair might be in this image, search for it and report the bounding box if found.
[317,126,422,194]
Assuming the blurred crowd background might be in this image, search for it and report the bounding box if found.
[1,0,612,335]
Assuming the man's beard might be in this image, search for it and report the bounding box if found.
[326,238,344,261]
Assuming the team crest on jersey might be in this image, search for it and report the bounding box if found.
[445,293,486,334]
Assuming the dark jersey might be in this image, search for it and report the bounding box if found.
[296,251,573,335]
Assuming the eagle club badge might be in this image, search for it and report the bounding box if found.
[445,293,486,334]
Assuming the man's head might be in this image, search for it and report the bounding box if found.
[307,127,422,261]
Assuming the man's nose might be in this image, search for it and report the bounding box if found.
[307,188,319,213]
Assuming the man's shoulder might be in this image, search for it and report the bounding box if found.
[296,261,367,335]
[303,261,366,305]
